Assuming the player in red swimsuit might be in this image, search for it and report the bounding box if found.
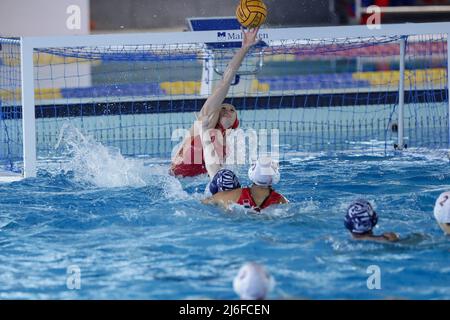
[170,27,260,178]
[202,157,289,212]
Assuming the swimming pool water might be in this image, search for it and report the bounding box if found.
[0,137,449,299]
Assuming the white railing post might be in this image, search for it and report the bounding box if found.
[397,36,406,150]
[20,38,37,178]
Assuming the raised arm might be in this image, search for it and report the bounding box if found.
[194,117,222,178]
[199,27,260,119]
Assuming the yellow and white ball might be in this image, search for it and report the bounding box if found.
[236,0,267,29]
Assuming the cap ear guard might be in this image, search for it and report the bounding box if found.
[270,162,280,185]
[248,164,257,184]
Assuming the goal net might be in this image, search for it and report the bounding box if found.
[1,23,448,178]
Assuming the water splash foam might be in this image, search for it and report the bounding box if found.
[53,123,188,200]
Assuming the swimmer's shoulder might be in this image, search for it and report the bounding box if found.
[352,232,399,243]
[216,189,244,209]
[202,188,243,207]
[214,188,243,202]
[272,189,289,204]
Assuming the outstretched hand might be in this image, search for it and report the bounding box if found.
[242,27,260,48]
[382,232,400,242]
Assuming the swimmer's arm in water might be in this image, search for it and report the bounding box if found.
[202,189,242,209]
[198,27,260,121]
[380,232,400,242]
[351,232,400,243]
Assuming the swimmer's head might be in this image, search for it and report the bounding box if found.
[209,169,241,195]
[434,192,450,235]
[344,199,378,235]
[218,104,239,130]
[248,156,280,187]
[233,262,274,300]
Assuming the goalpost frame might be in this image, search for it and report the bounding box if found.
[397,36,406,150]
[20,40,37,179]
[18,22,450,178]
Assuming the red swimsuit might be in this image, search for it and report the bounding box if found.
[170,119,239,177]
[170,135,209,177]
[237,187,284,212]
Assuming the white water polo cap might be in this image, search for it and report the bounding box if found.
[248,157,280,187]
[233,262,274,300]
[434,192,450,223]
[434,192,450,235]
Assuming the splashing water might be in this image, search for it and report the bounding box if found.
[54,123,149,188]
[52,123,191,196]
